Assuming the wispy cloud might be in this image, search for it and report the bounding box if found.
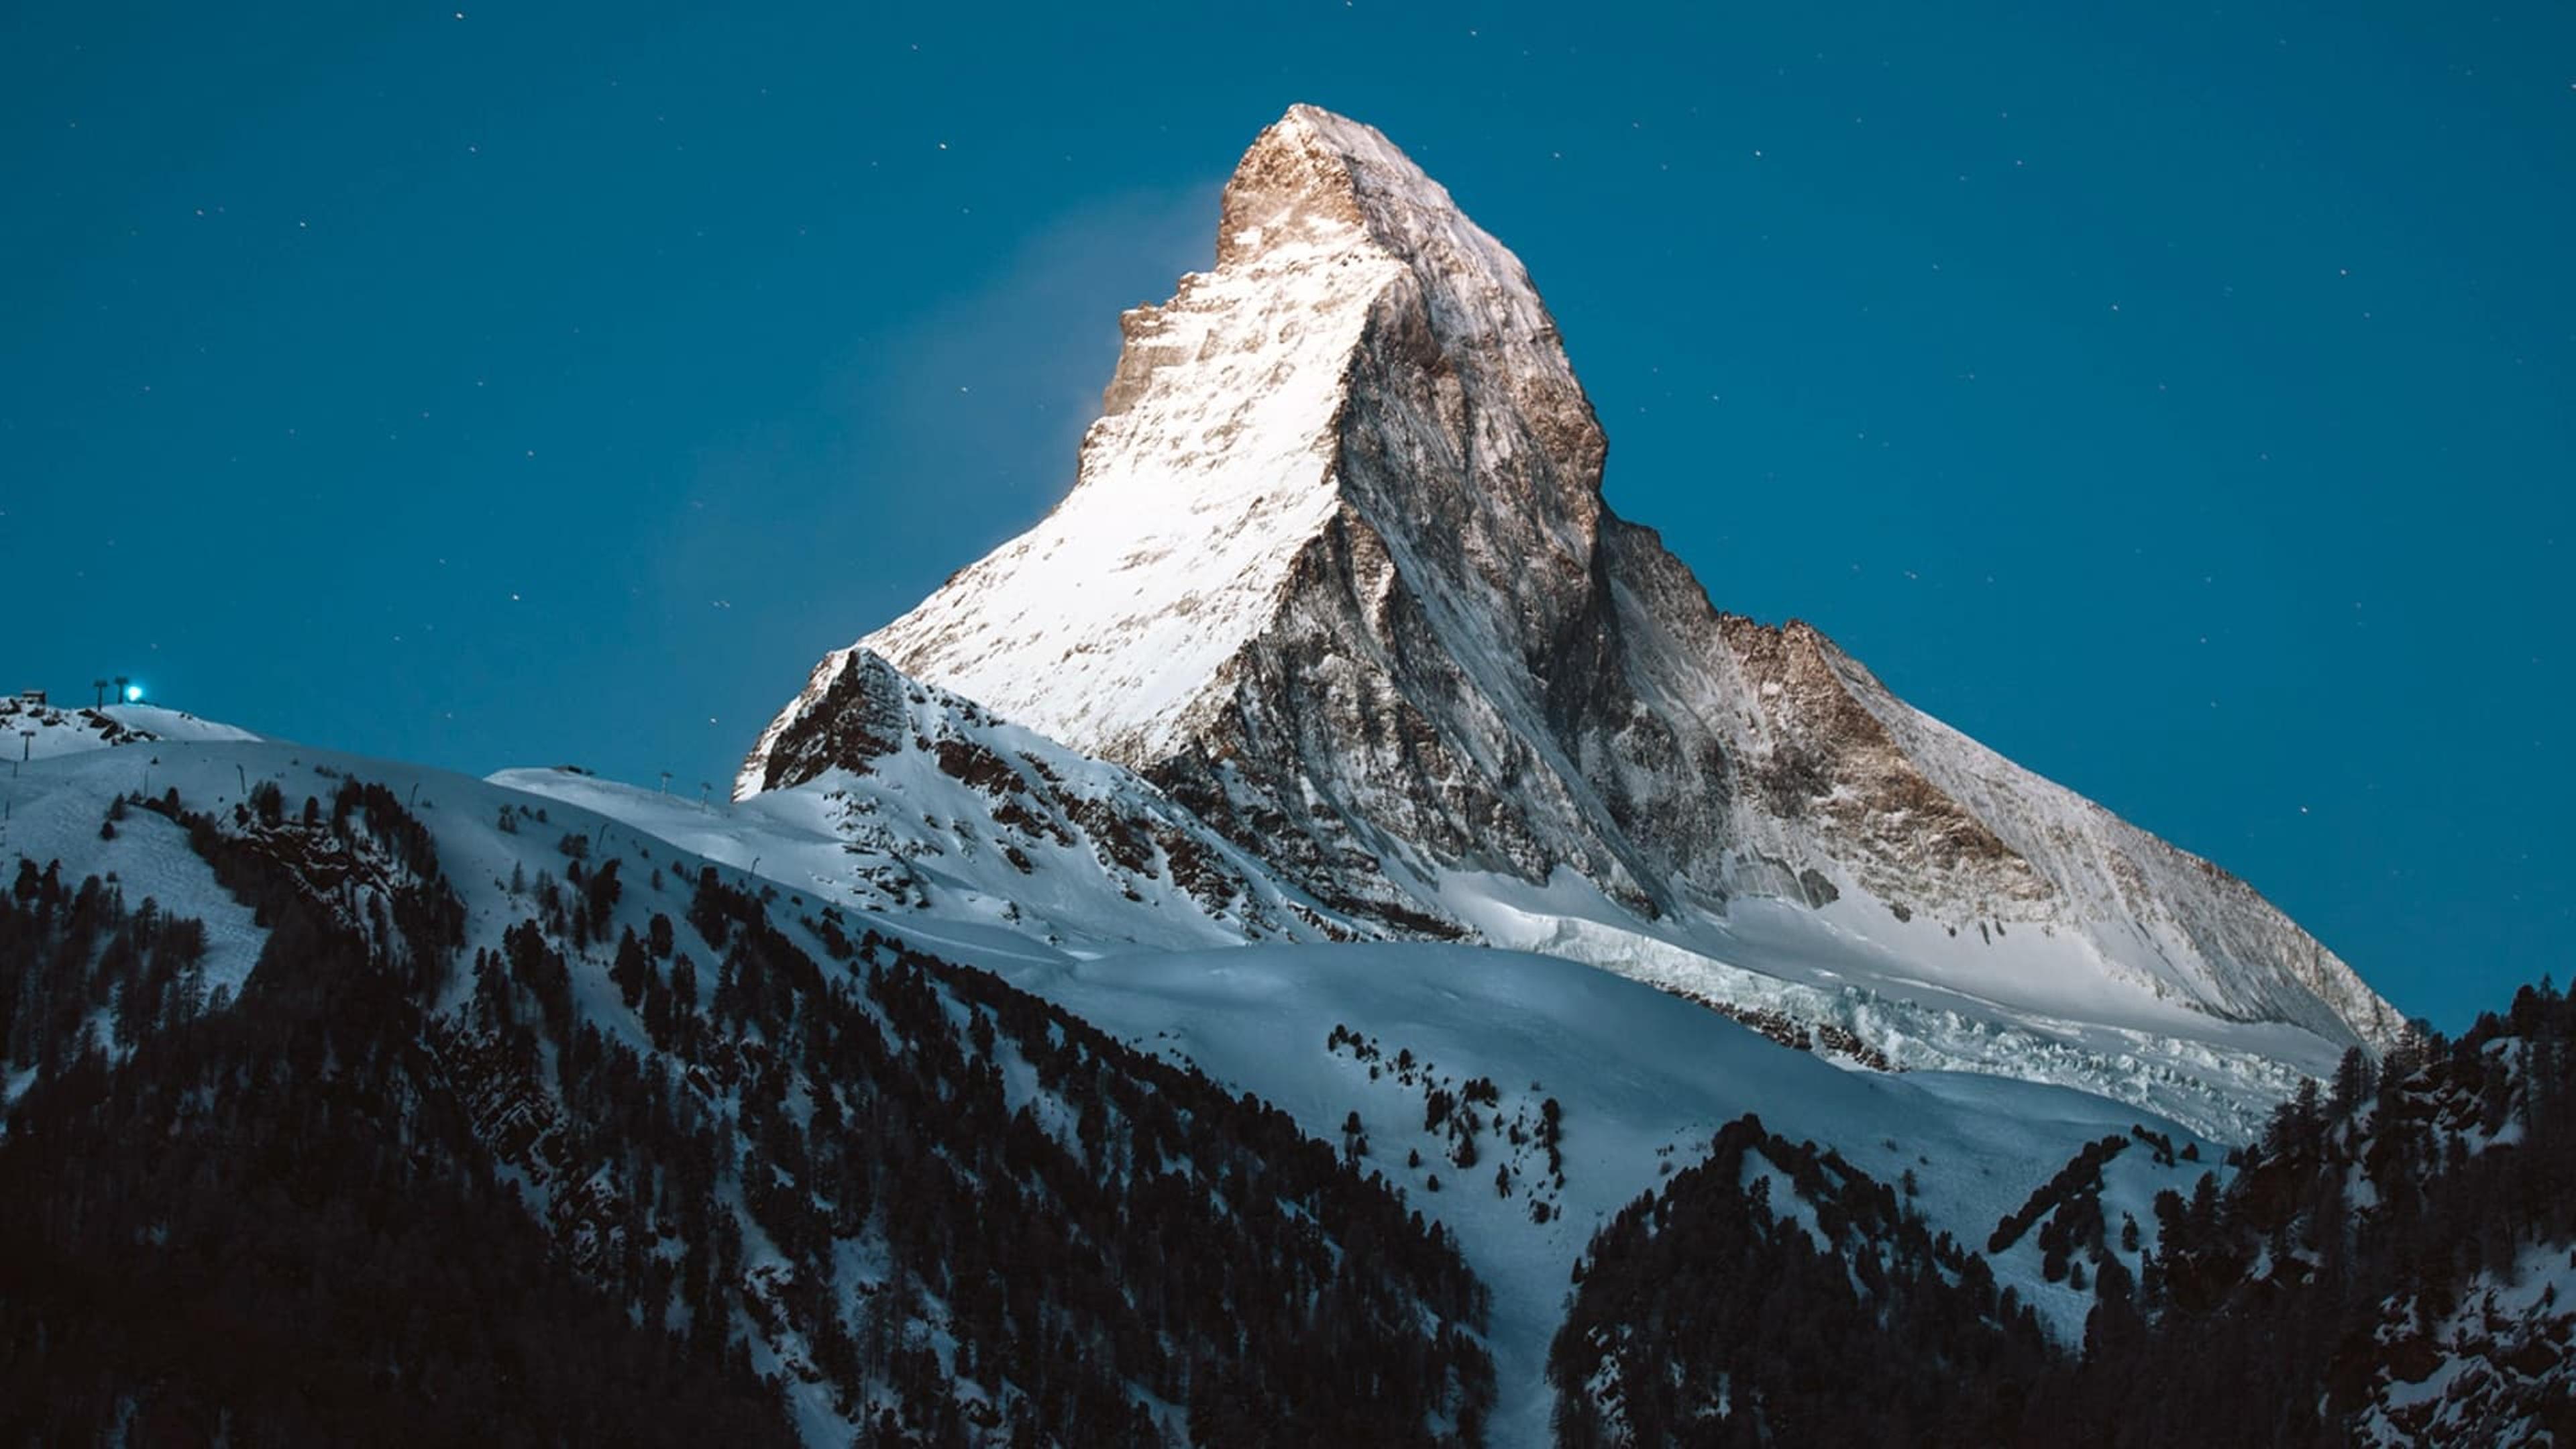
[656,179,1223,735]
[861,181,1223,537]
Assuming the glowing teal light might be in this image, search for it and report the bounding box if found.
[123,684,144,703]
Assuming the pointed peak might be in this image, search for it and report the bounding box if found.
[1269,103,1395,159]
[1217,105,1462,268]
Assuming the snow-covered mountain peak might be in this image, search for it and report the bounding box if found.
[1214,106,1532,299]
[805,106,1606,777]
[1210,105,1383,268]
[1214,105,1604,527]
[1214,105,1558,351]
[746,108,2400,1126]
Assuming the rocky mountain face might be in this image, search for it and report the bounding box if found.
[742,105,2400,1118]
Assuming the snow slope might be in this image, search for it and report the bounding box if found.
[600,649,2301,1138]
[0,705,276,1079]
[992,941,2223,1446]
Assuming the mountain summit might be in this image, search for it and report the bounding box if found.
[747,105,1613,918]
[753,105,1601,790]
[743,106,2398,1125]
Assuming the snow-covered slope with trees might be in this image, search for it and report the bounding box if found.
[985,940,2227,1446]
[4,720,2233,1446]
[3,727,1494,1444]
[1543,981,2576,1444]
[14,698,2562,1445]
[741,104,2399,1131]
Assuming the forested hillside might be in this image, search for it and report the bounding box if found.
[0,767,1492,1446]
[1552,989,2576,1445]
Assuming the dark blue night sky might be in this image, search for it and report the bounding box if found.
[7,4,2571,1028]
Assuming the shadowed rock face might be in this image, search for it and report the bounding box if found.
[744,104,2401,1058]
[739,643,912,793]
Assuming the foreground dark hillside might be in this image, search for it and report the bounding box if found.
[0,851,792,1447]
[1553,987,2576,1446]
[0,775,1492,1446]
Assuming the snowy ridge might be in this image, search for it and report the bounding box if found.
[1829,643,2402,1046]
[0,696,261,761]
[743,104,2398,1126]
[564,649,1354,955]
